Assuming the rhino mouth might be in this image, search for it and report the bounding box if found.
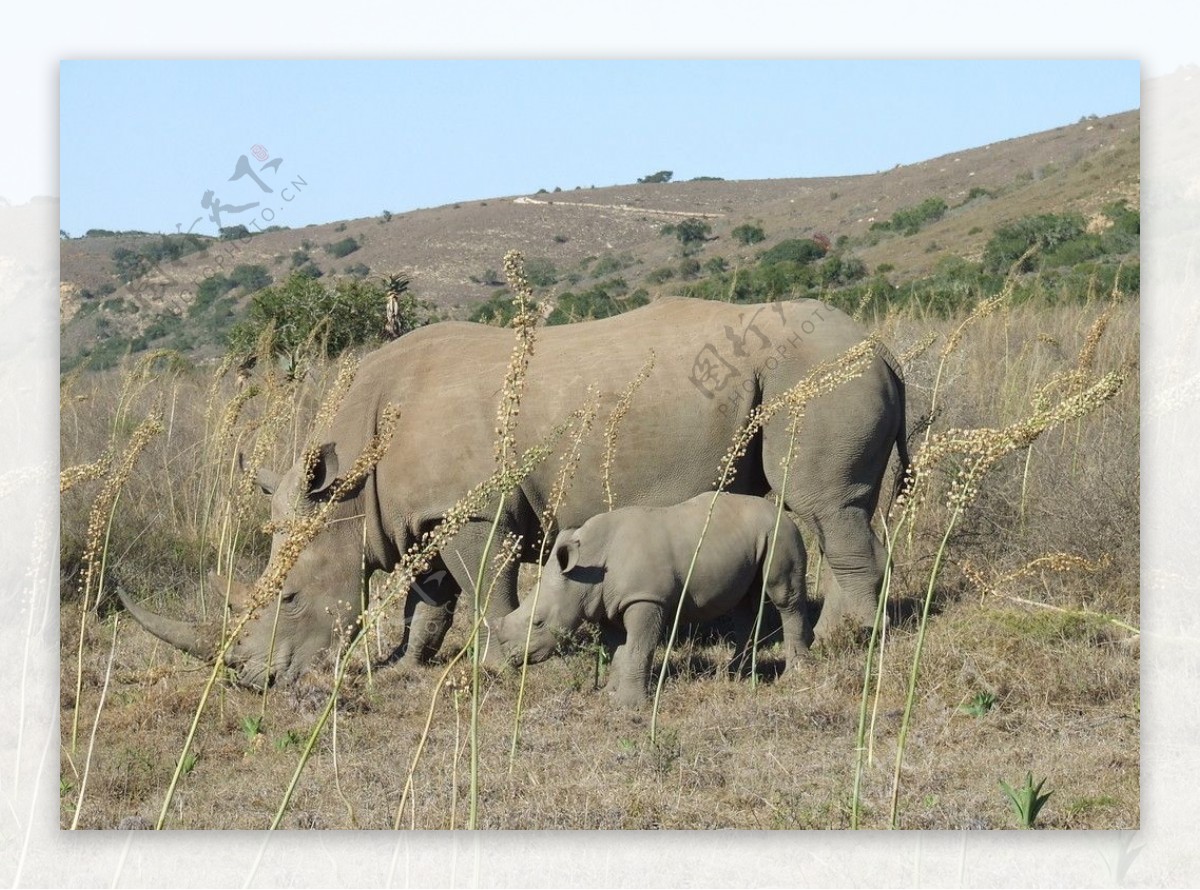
[227,642,296,689]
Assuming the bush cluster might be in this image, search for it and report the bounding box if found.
[325,236,361,259]
[226,271,431,370]
[110,234,212,283]
[870,197,948,237]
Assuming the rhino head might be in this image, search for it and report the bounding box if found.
[496,528,595,665]
[121,443,370,687]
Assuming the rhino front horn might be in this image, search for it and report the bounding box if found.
[118,588,217,661]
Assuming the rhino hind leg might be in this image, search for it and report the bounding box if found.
[808,504,886,643]
[436,519,523,664]
[400,580,458,664]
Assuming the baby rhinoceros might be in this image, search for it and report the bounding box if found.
[494,492,813,708]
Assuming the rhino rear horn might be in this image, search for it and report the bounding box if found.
[208,570,254,612]
[118,588,217,661]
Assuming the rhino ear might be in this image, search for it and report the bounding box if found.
[306,442,340,497]
[239,451,281,495]
[554,529,581,575]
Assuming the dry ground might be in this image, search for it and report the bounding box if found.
[59,300,1139,830]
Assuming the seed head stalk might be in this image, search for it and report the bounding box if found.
[651,337,879,740]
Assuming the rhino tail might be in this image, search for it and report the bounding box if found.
[879,345,913,510]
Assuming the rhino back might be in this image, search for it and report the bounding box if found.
[329,298,880,545]
[589,493,778,622]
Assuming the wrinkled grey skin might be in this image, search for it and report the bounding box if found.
[122,297,907,686]
[494,493,812,707]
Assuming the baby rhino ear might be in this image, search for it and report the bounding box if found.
[554,529,582,575]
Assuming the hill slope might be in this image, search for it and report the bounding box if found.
[60,109,1139,370]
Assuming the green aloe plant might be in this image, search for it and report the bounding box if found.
[1000,772,1053,829]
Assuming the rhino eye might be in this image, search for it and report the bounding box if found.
[280,591,298,605]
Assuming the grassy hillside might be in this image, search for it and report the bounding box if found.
[59,110,1139,372]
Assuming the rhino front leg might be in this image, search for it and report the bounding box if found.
[764,555,812,674]
[607,601,666,709]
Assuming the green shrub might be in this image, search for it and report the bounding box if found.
[731,223,766,245]
[110,247,147,282]
[546,280,647,325]
[229,264,271,292]
[645,267,675,285]
[524,257,559,288]
[819,253,867,286]
[220,225,251,241]
[661,218,712,252]
[1100,200,1140,254]
[469,291,515,325]
[678,258,702,279]
[591,253,635,278]
[982,213,1087,273]
[191,275,236,316]
[759,238,826,266]
[870,197,948,236]
[344,262,371,277]
[325,236,361,259]
[1043,235,1105,267]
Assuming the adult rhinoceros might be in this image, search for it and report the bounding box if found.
[121,296,909,686]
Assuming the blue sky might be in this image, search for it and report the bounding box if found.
[59,60,1140,236]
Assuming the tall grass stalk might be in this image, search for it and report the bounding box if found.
[921,250,1033,451]
[268,309,543,828]
[509,394,599,772]
[888,485,965,827]
[155,406,399,828]
[69,615,119,830]
[71,412,163,752]
[467,497,506,830]
[886,365,1131,827]
[602,352,655,511]
[749,408,802,689]
[851,515,898,829]
[650,338,880,741]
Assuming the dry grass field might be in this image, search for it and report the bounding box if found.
[59,287,1138,830]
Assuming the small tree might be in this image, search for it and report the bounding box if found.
[638,170,673,184]
[663,217,712,255]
